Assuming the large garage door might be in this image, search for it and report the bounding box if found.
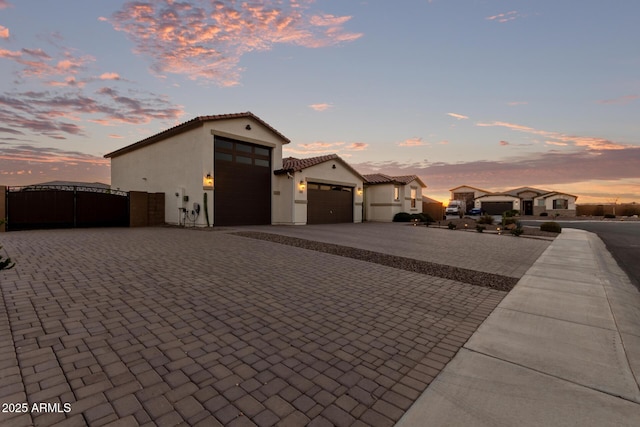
[214,136,271,226]
[481,201,513,215]
[307,183,353,224]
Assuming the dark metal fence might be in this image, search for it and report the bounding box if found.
[6,185,129,231]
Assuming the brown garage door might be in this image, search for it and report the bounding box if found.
[481,201,513,215]
[307,183,353,224]
[214,136,271,226]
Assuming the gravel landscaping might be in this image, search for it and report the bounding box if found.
[234,231,520,292]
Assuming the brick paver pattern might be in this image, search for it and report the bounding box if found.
[0,228,507,426]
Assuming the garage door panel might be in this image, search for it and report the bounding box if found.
[307,184,353,224]
[481,201,513,215]
[214,137,271,226]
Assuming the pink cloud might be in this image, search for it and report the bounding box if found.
[597,95,639,105]
[346,142,368,151]
[0,25,8,39]
[447,112,469,120]
[308,103,332,111]
[0,0,11,9]
[507,101,528,106]
[398,137,426,147]
[476,120,628,150]
[100,72,121,80]
[486,11,522,23]
[106,0,362,85]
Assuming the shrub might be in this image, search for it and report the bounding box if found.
[477,214,494,225]
[393,212,412,222]
[447,222,456,230]
[540,222,562,233]
[510,221,524,237]
[604,214,616,219]
[476,225,485,233]
[503,209,519,218]
[410,213,434,224]
[540,212,548,217]
[502,217,517,226]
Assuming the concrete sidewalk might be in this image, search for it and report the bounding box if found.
[396,228,640,426]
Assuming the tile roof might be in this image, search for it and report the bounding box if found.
[104,112,289,158]
[276,154,366,181]
[363,173,426,187]
[280,154,340,172]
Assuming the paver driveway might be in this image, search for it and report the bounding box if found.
[0,226,539,426]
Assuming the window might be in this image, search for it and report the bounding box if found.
[410,188,417,208]
[394,186,400,201]
[553,199,568,209]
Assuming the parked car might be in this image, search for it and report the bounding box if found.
[445,200,465,215]
[468,208,482,215]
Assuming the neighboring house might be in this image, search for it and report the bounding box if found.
[274,154,364,225]
[363,174,426,221]
[450,185,578,216]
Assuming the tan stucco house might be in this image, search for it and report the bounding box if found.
[363,174,427,221]
[449,185,578,216]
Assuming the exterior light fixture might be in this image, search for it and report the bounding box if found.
[299,180,306,192]
[357,187,363,195]
[203,173,213,187]
[245,124,252,130]
[497,227,501,235]
[464,223,468,229]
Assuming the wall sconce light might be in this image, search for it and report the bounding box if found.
[299,180,306,192]
[357,187,363,195]
[332,164,336,169]
[204,173,213,187]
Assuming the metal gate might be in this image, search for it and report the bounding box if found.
[6,185,129,231]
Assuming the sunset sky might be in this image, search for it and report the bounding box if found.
[1,0,639,203]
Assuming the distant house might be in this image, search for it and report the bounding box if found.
[450,185,578,216]
[363,174,427,221]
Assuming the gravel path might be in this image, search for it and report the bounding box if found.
[234,231,519,292]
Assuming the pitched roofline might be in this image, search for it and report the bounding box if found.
[363,174,427,188]
[275,154,366,182]
[104,112,290,159]
[449,184,490,193]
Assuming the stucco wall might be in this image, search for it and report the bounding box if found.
[110,117,288,226]
[293,161,363,224]
[111,126,205,225]
[365,185,400,222]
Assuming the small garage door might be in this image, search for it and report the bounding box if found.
[481,201,513,215]
[307,183,353,224]
[214,136,271,226]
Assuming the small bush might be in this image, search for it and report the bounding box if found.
[476,225,485,233]
[510,222,524,237]
[540,222,562,233]
[447,222,456,230]
[604,214,616,219]
[393,212,412,222]
[502,217,517,226]
[410,213,434,224]
[540,212,548,217]
[477,214,495,225]
[503,209,519,218]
